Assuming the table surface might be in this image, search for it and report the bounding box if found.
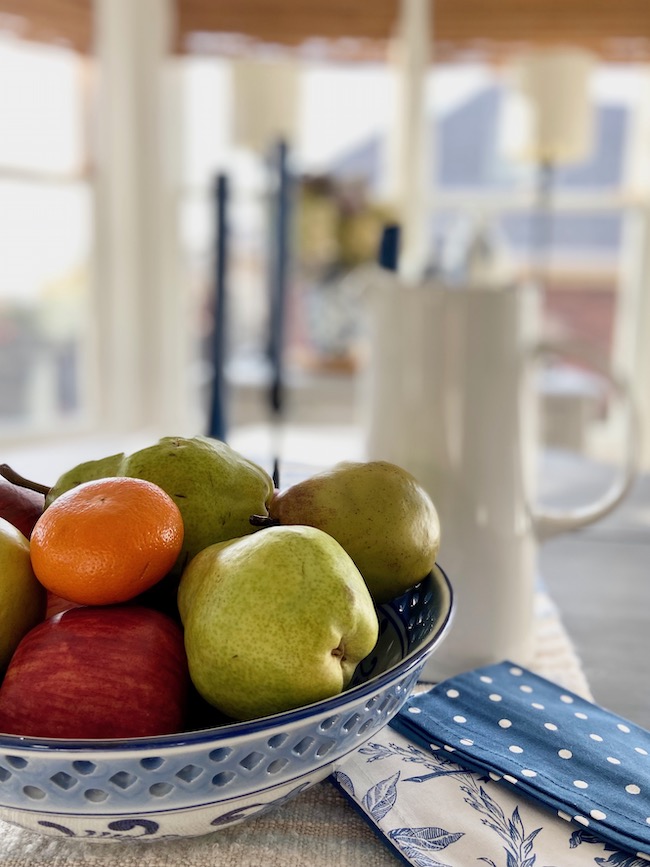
[538,450,650,729]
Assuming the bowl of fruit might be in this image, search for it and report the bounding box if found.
[0,438,453,842]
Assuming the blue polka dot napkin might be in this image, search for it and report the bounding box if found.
[389,660,650,858]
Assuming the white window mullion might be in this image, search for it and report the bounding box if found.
[91,0,186,436]
[387,0,433,282]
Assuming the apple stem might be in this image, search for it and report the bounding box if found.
[249,514,281,528]
[0,464,51,496]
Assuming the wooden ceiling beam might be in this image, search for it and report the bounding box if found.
[0,0,92,53]
[0,0,649,61]
[176,0,650,61]
[176,1,399,46]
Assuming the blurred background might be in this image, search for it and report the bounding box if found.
[0,0,649,479]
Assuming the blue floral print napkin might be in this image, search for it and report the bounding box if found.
[332,661,650,866]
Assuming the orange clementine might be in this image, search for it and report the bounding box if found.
[30,477,184,606]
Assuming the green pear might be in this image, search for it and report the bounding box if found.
[265,461,441,604]
[178,525,379,721]
[46,436,274,579]
[0,518,46,671]
[45,453,123,498]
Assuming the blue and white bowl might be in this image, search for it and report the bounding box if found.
[0,564,453,842]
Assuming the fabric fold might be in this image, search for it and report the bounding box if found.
[389,660,650,858]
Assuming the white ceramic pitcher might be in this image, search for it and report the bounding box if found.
[362,273,638,681]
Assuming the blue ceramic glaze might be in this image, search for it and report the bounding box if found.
[0,565,453,842]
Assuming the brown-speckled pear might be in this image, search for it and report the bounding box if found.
[46,436,275,580]
[267,461,440,604]
[177,525,379,721]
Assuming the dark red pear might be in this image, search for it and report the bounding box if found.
[0,473,45,539]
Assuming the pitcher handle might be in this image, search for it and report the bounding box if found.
[531,340,640,542]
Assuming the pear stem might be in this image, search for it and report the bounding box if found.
[0,464,51,496]
[249,514,281,528]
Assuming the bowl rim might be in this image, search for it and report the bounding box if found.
[0,564,453,754]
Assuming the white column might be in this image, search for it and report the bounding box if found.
[613,66,650,466]
[90,0,186,435]
[388,0,432,282]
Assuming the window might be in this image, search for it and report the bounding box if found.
[0,36,93,437]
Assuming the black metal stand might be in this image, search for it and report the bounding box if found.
[533,158,555,288]
[267,139,292,487]
[207,173,229,441]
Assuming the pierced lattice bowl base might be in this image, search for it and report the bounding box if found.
[0,565,453,842]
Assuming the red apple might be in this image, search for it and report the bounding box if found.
[0,475,45,539]
[0,605,189,739]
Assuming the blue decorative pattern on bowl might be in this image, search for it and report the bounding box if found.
[0,564,453,842]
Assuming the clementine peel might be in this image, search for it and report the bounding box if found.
[30,477,184,605]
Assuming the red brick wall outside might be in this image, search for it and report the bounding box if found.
[542,282,617,365]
